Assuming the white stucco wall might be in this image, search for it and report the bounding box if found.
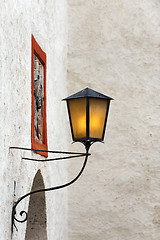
[67,0,160,240]
[1,1,160,239]
[0,0,68,240]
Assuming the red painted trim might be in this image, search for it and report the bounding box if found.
[31,35,48,157]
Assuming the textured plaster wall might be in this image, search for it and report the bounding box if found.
[67,0,160,240]
[0,0,68,240]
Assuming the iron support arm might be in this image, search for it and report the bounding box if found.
[11,144,91,231]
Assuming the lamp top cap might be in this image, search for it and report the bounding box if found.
[63,87,113,101]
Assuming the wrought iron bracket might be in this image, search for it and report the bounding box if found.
[10,143,91,232]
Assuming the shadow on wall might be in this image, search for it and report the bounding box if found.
[25,170,47,240]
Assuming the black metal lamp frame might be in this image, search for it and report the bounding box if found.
[63,87,113,143]
[10,142,92,232]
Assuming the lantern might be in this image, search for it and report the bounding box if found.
[63,88,113,144]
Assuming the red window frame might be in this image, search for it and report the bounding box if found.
[31,35,48,157]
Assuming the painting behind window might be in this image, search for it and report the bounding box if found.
[34,54,44,144]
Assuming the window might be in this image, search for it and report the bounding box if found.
[31,35,48,157]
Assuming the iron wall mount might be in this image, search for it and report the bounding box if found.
[10,143,91,232]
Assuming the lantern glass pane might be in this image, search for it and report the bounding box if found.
[89,98,108,139]
[68,98,86,139]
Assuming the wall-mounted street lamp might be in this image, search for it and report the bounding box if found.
[11,87,113,231]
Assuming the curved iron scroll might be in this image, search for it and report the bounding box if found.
[11,144,91,231]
